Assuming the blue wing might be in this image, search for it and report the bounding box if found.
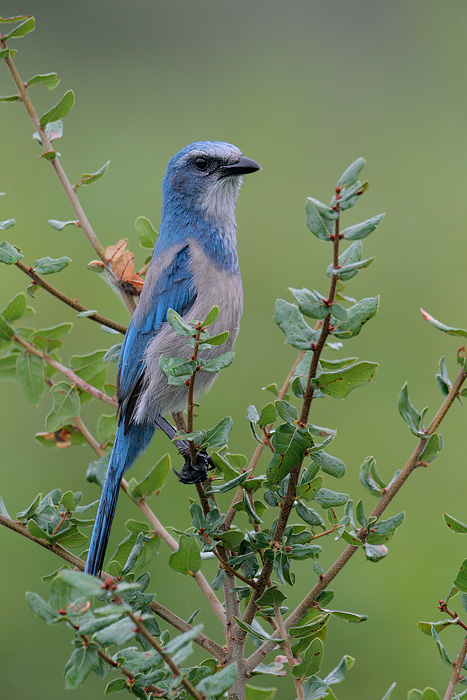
[117,244,196,427]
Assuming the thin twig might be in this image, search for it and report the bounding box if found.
[15,260,127,334]
[125,608,204,700]
[443,636,467,700]
[13,333,117,407]
[0,512,224,660]
[1,43,135,315]
[81,634,164,696]
[273,603,303,700]
[223,352,305,531]
[246,366,467,672]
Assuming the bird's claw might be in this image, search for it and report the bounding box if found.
[174,450,214,484]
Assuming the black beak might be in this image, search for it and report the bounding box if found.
[220,155,261,177]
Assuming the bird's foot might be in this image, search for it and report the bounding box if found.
[174,450,214,484]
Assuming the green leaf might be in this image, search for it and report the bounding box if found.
[32,121,63,146]
[199,330,230,347]
[258,402,276,427]
[16,352,45,405]
[419,433,442,463]
[201,416,233,449]
[310,451,345,479]
[328,255,375,280]
[296,501,324,526]
[266,423,313,484]
[34,255,71,275]
[48,219,78,231]
[341,213,385,240]
[360,456,382,496]
[324,655,355,684]
[444,513,467,534]
[39,90,75,128]
[0,240,23,263]
[33,322,73,351]
[329,610,367,623]
[96,414,117,443]
[301,675,329,699]
[246,685,277,700]
[86,453,110,488]
[256,586,288,609]
[312,362,378,399]
[74,160,110,190]
[105,678,127,693]
[196,663,237,698]
[367,512,405,544]
[398,383,425,436]
[58,569,104,597]
[135,216,158,248]
[276,400,298,423]
[313,488,349,508]
[103,343,121,363]
[1,291,27,321]
[65,645,100,689]
[94,615,142,646]
[0,219,15,230]
[305,197,337,241]
[70,350,106,384]
[0,95,19,102]
[128,454,171,499]
[45,381,80,432]
[381,682,397,700]
[274,299,318,350]
[3,16,35,40]
[26,72,60,90]
[25,591,60,624]
[289,287,330,321]
[331,297,379,338]
[234,617,282,642]
[0,48,17,59]
[0,354,18,381]
[420,309,467,337]
[203,305,220,327]
[199,351,234,372]
[0,15,32,23]
[292,638,324,681]
[206,469,251,494]
[166,308,194,336]
[169,534,201,575]
[454,559,467,593]
[0,314,14,340]
[337,157,366,188]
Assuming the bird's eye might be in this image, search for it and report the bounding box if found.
[195,157,208,171]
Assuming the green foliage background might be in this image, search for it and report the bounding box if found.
[1,1,467,698]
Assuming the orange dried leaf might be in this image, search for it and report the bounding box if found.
[105,239,128,263]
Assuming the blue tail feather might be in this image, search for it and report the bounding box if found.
[85,420,155,576]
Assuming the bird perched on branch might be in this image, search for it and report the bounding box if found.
[85,141,261,576]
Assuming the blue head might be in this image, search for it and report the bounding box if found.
[158,141,261,268]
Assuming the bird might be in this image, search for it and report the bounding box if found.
[85,141,261,576]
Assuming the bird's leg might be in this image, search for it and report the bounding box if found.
[154,415,213,485]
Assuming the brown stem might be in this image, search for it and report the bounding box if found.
[15,260,127,334]
[125,608,204,700]
[273,604,303,700]
[223,352,305,531]
[202,534,256,588]
[443,636,467,700]
[245,366,467,672]
[13,333,117,407]
[1,44,135,315]
[186,328,202,463]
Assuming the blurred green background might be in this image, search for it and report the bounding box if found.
[1,1,467,698]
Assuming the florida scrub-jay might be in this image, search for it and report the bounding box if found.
[85,141,261,576]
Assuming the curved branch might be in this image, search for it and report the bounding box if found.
[15,260,127,334]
